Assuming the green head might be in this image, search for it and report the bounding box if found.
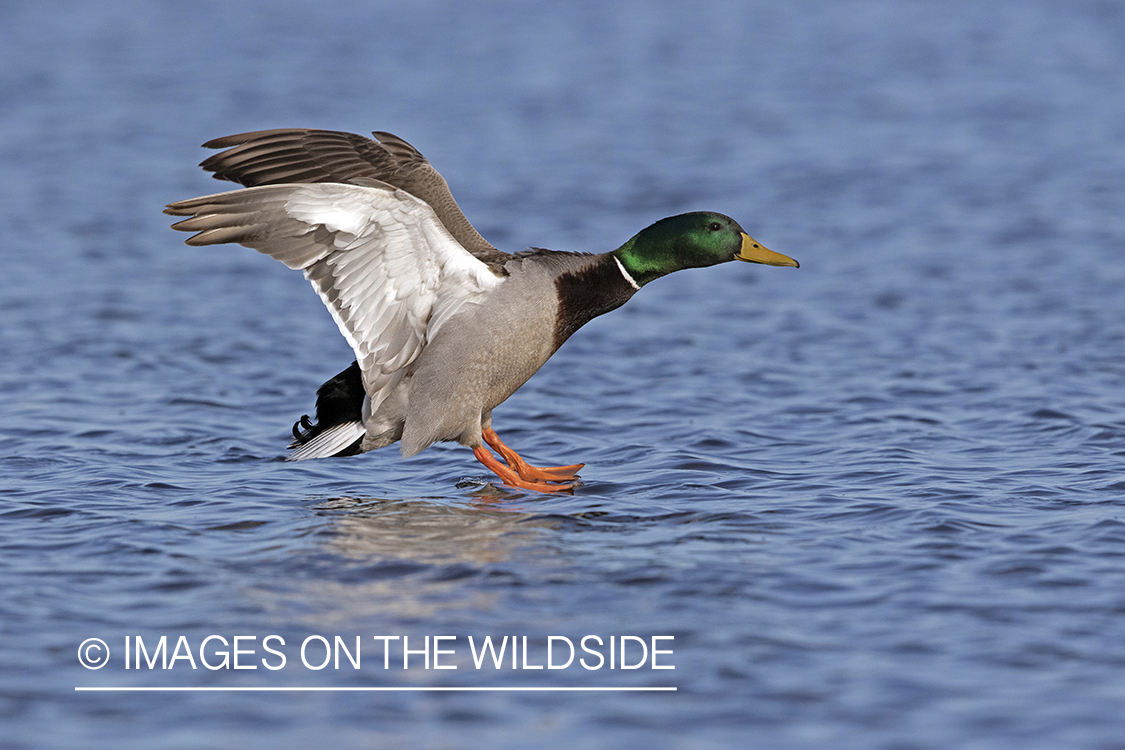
[612,212,797,288]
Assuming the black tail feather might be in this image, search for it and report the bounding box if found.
[289,361,366,456]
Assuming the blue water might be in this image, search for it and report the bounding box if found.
[3,1,1125,747]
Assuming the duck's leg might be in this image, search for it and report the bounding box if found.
[473,446,577,493]
[482,428,584,482]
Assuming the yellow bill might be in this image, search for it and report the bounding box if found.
[736,233,799,268]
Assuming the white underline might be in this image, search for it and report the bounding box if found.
[75,686,676,692]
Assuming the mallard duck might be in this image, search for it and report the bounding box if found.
[166,129,798,492]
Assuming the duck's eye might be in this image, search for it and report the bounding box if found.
[708,222,722,232]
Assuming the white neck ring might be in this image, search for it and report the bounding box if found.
[613,256,641,290]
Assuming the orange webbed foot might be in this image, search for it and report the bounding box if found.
[471,428,583,492]
[473,446,578,493]
[482,428,583,483]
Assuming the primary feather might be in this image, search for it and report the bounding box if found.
[168,179,502,432]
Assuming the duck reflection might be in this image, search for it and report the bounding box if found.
[318,493,558,565]
[269,493,563,623]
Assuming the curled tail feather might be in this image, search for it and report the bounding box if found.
[287,361,367,459]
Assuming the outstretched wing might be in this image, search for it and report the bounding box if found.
[165,181,504,419]
[195,128,508,267]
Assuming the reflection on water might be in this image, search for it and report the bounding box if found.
[255,497,562,624]
[320,495,556,565]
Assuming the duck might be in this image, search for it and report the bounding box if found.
[165,128,798,492]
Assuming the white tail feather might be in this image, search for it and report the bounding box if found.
[286,421,366,461]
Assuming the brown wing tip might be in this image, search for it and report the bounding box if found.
[200,128,311,150]
[164,195,210,215]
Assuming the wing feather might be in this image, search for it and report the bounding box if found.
[195,128,508,266]
[166,182,504,414]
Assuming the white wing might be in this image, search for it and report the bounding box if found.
[167,181,504,415]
